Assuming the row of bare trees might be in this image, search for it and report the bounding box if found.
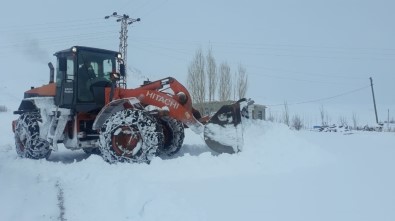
[187,47,248,111]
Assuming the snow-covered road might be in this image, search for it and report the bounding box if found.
[1,110,394,221]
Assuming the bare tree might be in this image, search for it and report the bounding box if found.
[326,115,332,126]
[320,105,327,126]
[292,114,303,130]
[283,101,290,126]
[218,62,232,101]
[267,111,275,122]
[352,112,358,129]
[187,48,206,112]
[233,71,237,101]
[338,116,348,126]
[206,47,217,102]
[236,64,248,100]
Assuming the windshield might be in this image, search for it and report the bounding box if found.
[77,50,116,102]
[77,50,116,80]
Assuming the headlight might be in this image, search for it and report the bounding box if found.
[71,47,77,53]
[117,53,122,59]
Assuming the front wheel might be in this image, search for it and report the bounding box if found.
[159,117,185,156]
[99,109,164,163]
[14,113,51,159]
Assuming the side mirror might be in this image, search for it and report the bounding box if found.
[59,58,67,72]
[119,64,125,76]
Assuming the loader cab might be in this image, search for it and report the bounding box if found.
[54,46,121,112]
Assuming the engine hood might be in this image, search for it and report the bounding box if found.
[24,83,56,98]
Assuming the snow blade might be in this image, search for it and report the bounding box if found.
[204,99,246,154]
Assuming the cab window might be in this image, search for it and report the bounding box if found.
[56,56,74,85]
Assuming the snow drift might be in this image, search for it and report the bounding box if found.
[1,109,394,221]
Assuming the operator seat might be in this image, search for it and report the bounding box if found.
[78,63,96,102]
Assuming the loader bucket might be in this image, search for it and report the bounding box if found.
[204,99,248,154]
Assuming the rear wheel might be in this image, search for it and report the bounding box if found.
[159,117,185,156]
[14,113,51,159]
[99,109,163,163]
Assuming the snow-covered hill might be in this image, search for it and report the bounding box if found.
[0,109,394,221]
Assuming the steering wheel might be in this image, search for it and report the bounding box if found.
[87,77,112,92]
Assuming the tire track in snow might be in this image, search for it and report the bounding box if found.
[55,180,66,221]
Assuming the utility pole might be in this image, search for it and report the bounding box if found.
[369,77,379,124]
[105,12,140,87]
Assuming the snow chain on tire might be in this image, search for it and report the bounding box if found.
[14,112,51,159]
[99,109,164,163]
[159,117,185,156]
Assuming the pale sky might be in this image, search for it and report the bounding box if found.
[1,0,394,124]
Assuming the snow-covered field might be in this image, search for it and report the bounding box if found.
[0,109,394,221]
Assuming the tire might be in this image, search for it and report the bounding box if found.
[159,117,185,156]
[14,113,51,159]
[99,109,164,163]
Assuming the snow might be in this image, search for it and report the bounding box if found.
[1,108,395,221]
[204,123,243,153]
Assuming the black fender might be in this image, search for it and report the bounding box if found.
[13,100,38,115]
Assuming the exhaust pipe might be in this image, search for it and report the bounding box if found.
[48,62,54,83]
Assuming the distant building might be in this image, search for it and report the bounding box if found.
[247,103,266,120]
[194,100,266,120]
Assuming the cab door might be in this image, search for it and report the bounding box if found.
[55,55,76,108]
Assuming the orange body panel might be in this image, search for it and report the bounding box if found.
[25,83,56,97]
[104,78,198,125]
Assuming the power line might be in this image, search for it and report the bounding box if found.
[245,64,368,80]
[131,36,395,54]
[2,17,395,56]
[0,17,102,30]
[266,84,371,107]
[2,21,394,62]
[139,0,170,17]
[245,72,358,85]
